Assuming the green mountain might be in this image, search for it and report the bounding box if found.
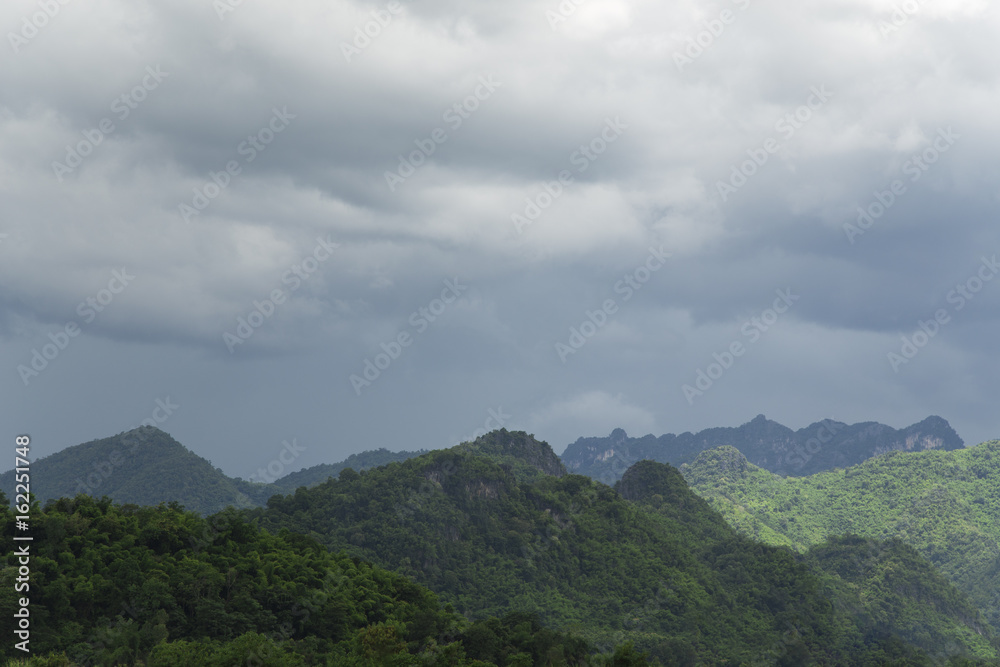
[0,494,621,665]
[270,448,425,495]
[0,427,423,516]
[681,441,1000,630]
[561,415,964,483]
[246,429,999,664]
[0,427,276,516]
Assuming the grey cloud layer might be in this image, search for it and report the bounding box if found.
[1,0,998,472]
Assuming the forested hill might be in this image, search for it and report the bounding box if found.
[0,427,421,515]
[0,427,276,515]
[682,440,1000,631]
[0,494,628,665]
[245,429,1000,664]
[560,414,963,482]
[270,447,425,494]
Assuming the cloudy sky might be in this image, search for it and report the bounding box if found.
[2,0,999,480]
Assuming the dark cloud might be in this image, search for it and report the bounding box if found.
[2,0,998,474]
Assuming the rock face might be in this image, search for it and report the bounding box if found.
[560,415,964,483]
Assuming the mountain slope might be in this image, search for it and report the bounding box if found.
[270,447,426,494]
[0,494,609,665]
[0,426,276,515]
[682,440,1000,630]
[561,414,963,483]
[0,427,426,516]
[246,429,998,664]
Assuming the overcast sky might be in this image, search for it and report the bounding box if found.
[2,0,998,480]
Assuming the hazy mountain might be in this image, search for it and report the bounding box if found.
[0,426,276,515]
[269,447,426,494]
[681,440,1000,630]
[561,414,964,483]
[246,429,998,664]
[1,427,424,515]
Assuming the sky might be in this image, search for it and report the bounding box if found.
[2,0,999,480]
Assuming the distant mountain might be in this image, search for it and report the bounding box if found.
[270,447,425,494]
[0,426,275,515]
[681,440,1000,631]
[560,414,964,482]
[246,429,999,664]
[0,427,430,515]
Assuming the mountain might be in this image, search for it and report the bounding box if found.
[246,429,999,664]
[560,414,964,483]
[0,494,618,665]
[0,427,424,515]
[681,440,1000,630]
[0,426,276,515]
[270,447,426,494]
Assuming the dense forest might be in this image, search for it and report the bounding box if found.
[4,427,999,665]
[0,494,646,666]
[682,441,1000,630]
[245,430,999,664]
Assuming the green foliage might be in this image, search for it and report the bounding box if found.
[0,427,423,517]
[271,448,426,495]
[0,494,611,666]
[246,431,993,664]
[0,427,275,516]
[682,441,1000,631]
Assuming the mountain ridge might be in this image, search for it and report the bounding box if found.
[245,429,1000,663]
[560,414,964,483]
[681,438,1000,630]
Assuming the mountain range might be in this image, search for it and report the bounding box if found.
[2,415,965,516]
[245,429,999,663]
[0,427,421,516]
[561,414,964,483]
[4,422,1000,665]
[681,440,1000,630]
